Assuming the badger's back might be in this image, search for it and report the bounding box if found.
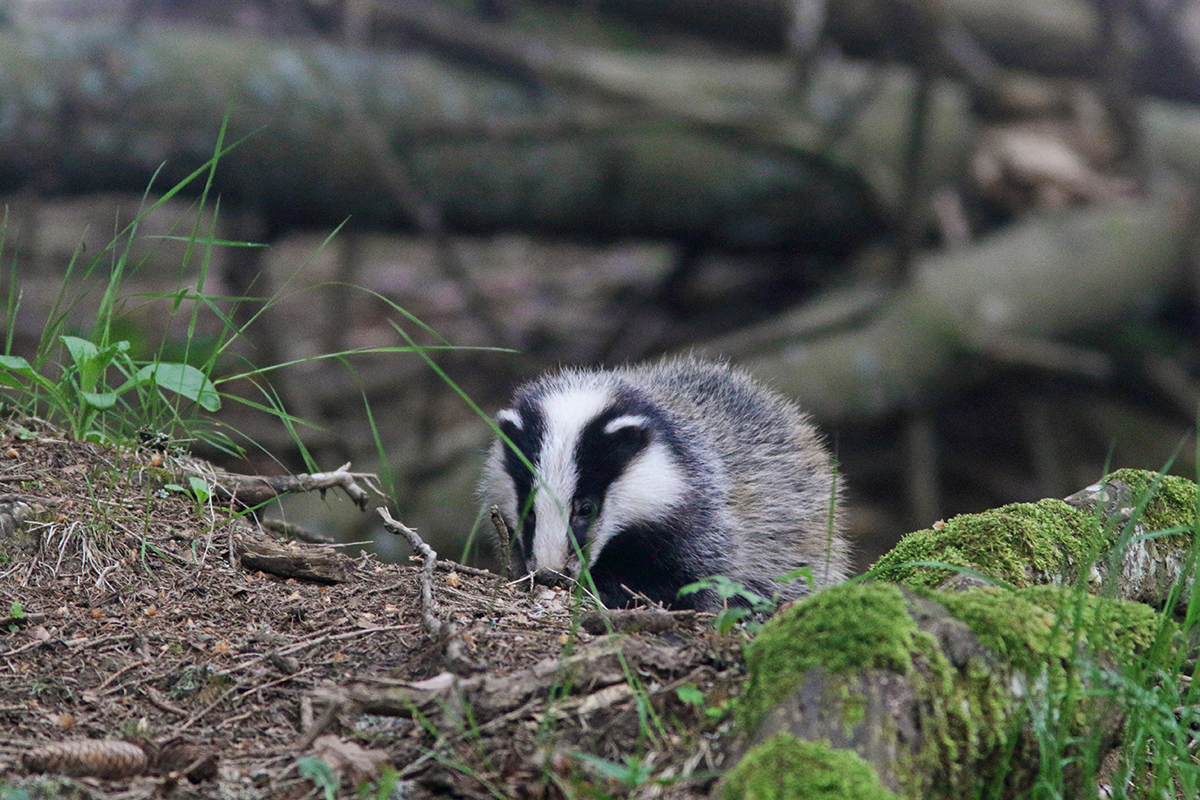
[614,359,846,600]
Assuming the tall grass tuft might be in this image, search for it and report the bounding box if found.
[0,122,507,473]
[0,121,248,448]
[1018,467,1200,799]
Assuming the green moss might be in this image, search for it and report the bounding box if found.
[926,583,1168,751]
[739,474,1181,798]
[738,583,1170,799]
[741,583,915,732]
[870,499,1096,589]
[1104,468,1197,532]
[839,686,865,731]
[902,627,1017,794]
[929,588,1063,671]
[932,585,1164,670]
[722,735,900,800]
[872,470,1199,592]
[1016,584,1168,661]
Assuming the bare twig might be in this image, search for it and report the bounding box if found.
[377,507,443,637]
[435,560,499,578]
[488,505,512,578]
[177,460,385,511]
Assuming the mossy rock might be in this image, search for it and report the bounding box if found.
[1101,468,1196,532]
[869,469,1197,591]
[935,584,1167,671]
[741,582,916,733]
[737,581,1168,799]
[721,734,900,800]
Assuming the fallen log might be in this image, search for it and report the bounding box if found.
[724,468,1191,798]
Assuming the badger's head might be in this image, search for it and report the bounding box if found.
[480,377,689,593]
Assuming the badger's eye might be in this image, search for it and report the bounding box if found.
[575,499,596,520]
[566,496,595,554]
[570,498,599,546]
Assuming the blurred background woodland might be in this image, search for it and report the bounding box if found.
[1,0,1198,571]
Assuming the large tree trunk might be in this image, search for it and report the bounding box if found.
[531,0,1200,104]
[716,191,1187,423]
[0,25,880,252]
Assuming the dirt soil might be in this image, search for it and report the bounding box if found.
[0,419,746,799]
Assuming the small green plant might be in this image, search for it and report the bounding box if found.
[0,120,241,447]
[571,752,655,788]
[0,116,501,463]
[298,756,339,800]
[676,683,727,719]
[6,601,24,634]
[778,564,814,588]
[678,575,774,634]
[163,476,214,517]
[358,766,401,799]
[0,336,219,442]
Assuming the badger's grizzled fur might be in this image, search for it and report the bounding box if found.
[479,357,847,611]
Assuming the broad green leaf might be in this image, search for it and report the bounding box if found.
[80,390,119,410]
[61,336,127,391]
[675,685,704,706]
[0,355,33,374]
[188,476,212,502]
[60,336,99,373]
[297,757,338,800]
[137,363,221,411]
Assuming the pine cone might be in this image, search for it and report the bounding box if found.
[22,739,149,779]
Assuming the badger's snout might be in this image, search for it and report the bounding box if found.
[532,567,575,590]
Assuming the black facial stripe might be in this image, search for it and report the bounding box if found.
[572,403,654,528]
[498,401,545,558]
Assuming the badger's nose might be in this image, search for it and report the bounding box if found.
[533,568,574,590]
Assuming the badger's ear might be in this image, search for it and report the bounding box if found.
[603,415,651,463]
[496,408,522,434]
[496,409,528,462]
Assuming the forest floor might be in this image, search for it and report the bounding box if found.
[0,418,744,799]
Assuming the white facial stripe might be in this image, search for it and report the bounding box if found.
[589,439,686,561]
[496,408,522,429]
[604,415,648,434]
[531,385,612,571]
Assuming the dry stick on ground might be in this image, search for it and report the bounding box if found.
[377,507,443,637]
[488,505,512,578]
[377,508,483,674]
[180,462,385,511]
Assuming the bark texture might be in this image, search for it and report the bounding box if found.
[0,25,881,252]
[533,0,1200,103]
[730,191,1187,423]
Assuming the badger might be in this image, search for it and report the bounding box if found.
[479,357,847,611]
